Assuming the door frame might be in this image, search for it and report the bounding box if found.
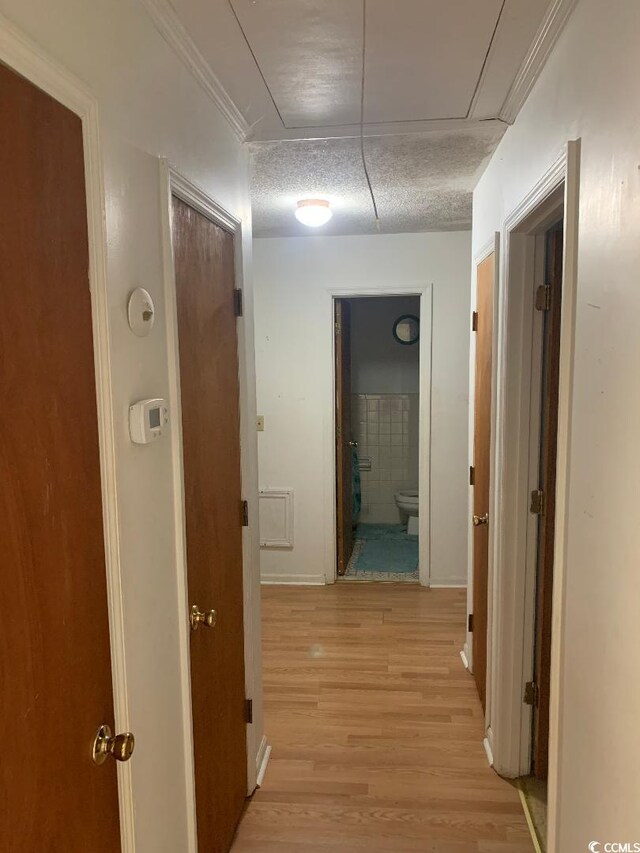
[159,162,263,853]
[324,285,433,586]
[0,14,135,853]
[484,141,580,850]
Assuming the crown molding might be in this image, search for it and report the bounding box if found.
[250,117,507,143]
[138,0,249,141]
[500,0,579,125]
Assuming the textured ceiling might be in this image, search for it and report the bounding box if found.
[250,126,504,237]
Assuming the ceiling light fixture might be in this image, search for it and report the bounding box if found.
[295,198,333,227]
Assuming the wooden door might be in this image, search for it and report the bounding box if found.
[471,253,494,710]
[335,299,354,576]
[172,196,247,852]
[0,63,122,850]
[532,224,564,779]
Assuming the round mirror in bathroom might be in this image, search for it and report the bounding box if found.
[392,314,420,345]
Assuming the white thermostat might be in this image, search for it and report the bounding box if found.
[129,398,169,444]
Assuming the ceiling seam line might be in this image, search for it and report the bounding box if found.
[465,0,507,120]
[360,0,380,227]
[226,0,288,132]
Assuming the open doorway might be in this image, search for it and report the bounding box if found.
[335,295,422,583]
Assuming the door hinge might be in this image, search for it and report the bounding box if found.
[530,489,545,515]
[245,698,253,724]
[241,499,249,527]
[468,613,474,633]
[524,681,540,707]
[472,311,478,332]
[469,465,475,486]
[233,288,244,317]
[535,284,552,312]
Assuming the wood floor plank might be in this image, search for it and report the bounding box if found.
[232,584,534,852]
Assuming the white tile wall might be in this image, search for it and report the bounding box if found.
[352,393,419,524]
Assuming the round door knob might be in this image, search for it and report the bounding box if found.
[92,725,135,765]
[348,440,358,448]
[190,604,217,630]
[473,513,489,527]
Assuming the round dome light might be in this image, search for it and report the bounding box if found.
[295,198,332,227]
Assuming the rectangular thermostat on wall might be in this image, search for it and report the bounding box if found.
[129,398,168,444]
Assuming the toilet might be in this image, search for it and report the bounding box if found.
[394,489,419,536]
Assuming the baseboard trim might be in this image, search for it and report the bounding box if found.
[483,735,494,767]
[261,573,325,586]
[460,649,469,670]
[255,735,271,788]
[463,640,473,673]
[429,579,468,588]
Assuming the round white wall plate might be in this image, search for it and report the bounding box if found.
[127,287,155,337]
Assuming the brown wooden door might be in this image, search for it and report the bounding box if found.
[532,224,564,779]
[172,196,248,852]
[471,252,494,710]
[0,63,122,851]
[335,299,354,576]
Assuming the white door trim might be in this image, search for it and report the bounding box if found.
[487,141,581,852]
[0,13,135,852]
[159,163,261,853]
[324,285,433,586]
[546,141,581,853]
[465,234,500,678]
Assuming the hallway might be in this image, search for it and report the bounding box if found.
[232,585,534,852]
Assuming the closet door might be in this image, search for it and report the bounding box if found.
[335,298,354,576]
[172,196,248,852]
[0,61,123,851]
[471,252,494,710]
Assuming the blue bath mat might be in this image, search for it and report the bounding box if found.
[344,523,419,582]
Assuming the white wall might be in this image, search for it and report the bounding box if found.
[473,0,640,848]
[254,232,471,586]
[0,4,262,852]
[350,296,420,394]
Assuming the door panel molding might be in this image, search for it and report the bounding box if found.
[0,14,134,852]
[159,163,262,853]
[324,284,433,586]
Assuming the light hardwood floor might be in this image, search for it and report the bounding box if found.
[232,584,534,853]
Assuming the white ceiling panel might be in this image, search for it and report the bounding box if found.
[471,0,552,118]
[231,0,505,128]
[362,0,504,123]
[229,0,363,129]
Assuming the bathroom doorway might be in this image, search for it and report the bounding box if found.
[334,295,427,583]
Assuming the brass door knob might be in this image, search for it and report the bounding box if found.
[92,724,135,765]
[473,513,489,527]
[190,604,217,630]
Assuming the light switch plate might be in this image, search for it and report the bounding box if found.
[257,416,265,432]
